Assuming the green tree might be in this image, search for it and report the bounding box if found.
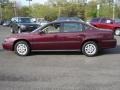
[1,2,14,20]
[60,3,84,19]
[30,4,58,21]
[18,6,31,17]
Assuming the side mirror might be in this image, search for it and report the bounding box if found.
[39,30,45,34]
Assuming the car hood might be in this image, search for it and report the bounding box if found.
[8,33,35,39]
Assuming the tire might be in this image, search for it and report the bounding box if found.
[115,28,120,36]
[18,28,22,33]
[82,41,98,57]
[11,28,15,34]
[14,41,30,56]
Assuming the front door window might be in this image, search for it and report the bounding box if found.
[42,23,61,34]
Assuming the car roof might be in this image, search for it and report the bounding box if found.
[49,20,85,24]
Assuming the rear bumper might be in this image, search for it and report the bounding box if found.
[100,39,117,49]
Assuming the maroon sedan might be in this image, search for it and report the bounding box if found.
[2,21,116,56]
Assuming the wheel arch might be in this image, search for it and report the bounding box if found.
[114,27,120,30]
[12,39,31,51]
[81,39,99,50]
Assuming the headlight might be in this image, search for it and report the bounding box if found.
[20,25,26,29]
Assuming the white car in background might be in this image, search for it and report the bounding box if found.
[32,18,49,26]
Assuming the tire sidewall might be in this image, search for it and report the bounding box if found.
[14,41,30,56]
[11,28,15,34]
[18,28,22,33]
[82,41,98,57]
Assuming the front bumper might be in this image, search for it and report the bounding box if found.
[100,39,117,49]
[2,42,13,51]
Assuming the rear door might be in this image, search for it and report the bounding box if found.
[56,22,84,50]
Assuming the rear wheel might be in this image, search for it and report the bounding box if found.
[82,41,98,57]
[14,41,30,56]
[115,28,120,36]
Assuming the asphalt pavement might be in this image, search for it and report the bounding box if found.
[0,26,120,90]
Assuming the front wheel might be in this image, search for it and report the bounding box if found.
[115,28,120,36]
[18,28,22,33]
[14,41,30,56]
[11,28,15,34]
[82,41,98,57]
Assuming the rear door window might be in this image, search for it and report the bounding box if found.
[62,23,83,33]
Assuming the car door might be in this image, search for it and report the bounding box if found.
[31,23,62,50]
[55,22,84,50]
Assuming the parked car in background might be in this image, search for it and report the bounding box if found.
[32,18,49,26]
[0,19,5,25]
[36,20,49,26]
[10,17,40,33]
[114,18,120,23]
[3,21,116,57]
[90,17,120,35]
[3,20,12,27]
[40,20,49,26]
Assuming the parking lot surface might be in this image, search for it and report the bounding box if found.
[0,26,120,90]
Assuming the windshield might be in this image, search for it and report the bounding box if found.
[19,18,32,23]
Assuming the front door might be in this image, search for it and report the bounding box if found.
[31,23,62,50]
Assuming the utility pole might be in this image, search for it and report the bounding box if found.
[11,0,17,17]
[26,0,32,7]
[13,1,16,16]
[0,3,2,19]
[97,4,100,17]
[113,0,115,20]
[58,6,61,17]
